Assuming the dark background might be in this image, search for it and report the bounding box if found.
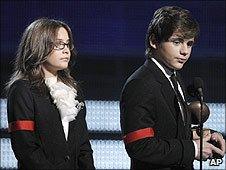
[1,0,225,102]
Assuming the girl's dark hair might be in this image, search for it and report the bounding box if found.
[6,18,77,93]
[145,6,200,57]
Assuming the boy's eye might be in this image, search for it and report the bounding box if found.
[187,41,194,47]
[173,40,181,45]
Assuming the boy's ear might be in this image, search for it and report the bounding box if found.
[149,34,157,49]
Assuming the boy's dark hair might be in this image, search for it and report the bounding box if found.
[145,6,200,57]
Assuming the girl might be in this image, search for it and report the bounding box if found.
[6,18,95,169]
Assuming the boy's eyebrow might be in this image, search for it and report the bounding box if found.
[170,37,183,40]
[168,37,184,42]
[169,36,195,42]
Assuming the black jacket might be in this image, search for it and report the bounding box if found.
[7,79,95,169]
[120,59,195,170]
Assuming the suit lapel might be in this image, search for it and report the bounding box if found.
[176,73,189,125]
[67,119,80,152]
[161,81,179,122]
[144,59,178,123]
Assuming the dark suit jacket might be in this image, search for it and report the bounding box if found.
[120,59,195,170]
[7,79,95,170]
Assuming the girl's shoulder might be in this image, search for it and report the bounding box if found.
[11,79,30,90]
[8,79,32,97]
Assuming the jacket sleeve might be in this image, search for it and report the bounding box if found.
[120,79,195,168]
[76,89,95,169]
[7,81,56,169]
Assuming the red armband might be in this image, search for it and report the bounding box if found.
[8,120,35,132]
[123,127,154,144]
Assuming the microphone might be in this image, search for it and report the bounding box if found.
[193,77,204,101]
[188,77,204,100]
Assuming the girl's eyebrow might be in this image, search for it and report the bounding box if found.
[55,38,70,42]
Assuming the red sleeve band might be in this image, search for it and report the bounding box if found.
[8,120,35,132]
[123,127,154,144]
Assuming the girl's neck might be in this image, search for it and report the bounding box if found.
[42,65,58,78]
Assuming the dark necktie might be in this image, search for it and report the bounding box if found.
[170,74,186,122]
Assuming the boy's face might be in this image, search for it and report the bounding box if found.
[154,32,195,70]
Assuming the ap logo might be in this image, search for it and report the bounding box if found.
[209,158,223,166]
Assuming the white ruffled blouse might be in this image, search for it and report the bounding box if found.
[45,76,84,140]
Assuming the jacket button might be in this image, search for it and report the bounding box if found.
[65,155,70,161]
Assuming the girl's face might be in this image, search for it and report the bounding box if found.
[42,27,71,77]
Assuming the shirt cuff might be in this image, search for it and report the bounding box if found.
[193,140,198,157]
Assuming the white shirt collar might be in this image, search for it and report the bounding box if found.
[45,76,58,87]
[151,57,175,79]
